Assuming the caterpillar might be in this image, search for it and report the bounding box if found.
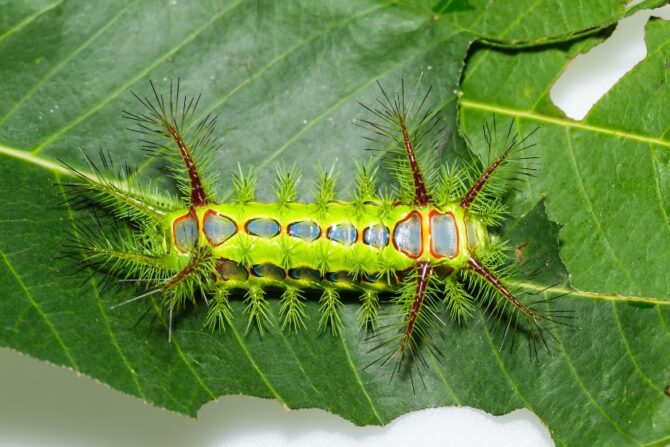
[61,79,568,377]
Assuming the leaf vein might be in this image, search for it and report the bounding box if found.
[229,324,286,404]
[55,176,145,398]
[510,280,670,306]
[0,247,78,369]
[610,302,666,396]
[552,130,625,276]
[0,1,138,126]
[173,339,217,400]
[429,354,462,404]
[479,312,569,447]
[496,0,545,39]
[0,0,62,43]
[30,0,244,155]
[460,99,670,148]
[642,434,670,447]
[337,330,383,424]
[275,330,322,398]
[219,33,463,201]
[550,307,642,445]
[565,129,664,398]
[133,1,391,177]
[145,302,216,401]
[646,146,670,337]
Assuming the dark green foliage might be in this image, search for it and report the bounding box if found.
[2,3,667,445]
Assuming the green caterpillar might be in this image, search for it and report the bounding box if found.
[63,80,565,372]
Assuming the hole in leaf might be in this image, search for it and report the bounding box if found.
[550,5,670,120]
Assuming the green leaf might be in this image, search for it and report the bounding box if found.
[460,16,670,446]
[440,0,668,45]
[0,1,667,446]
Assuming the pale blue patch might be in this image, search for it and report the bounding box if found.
[204,212,237,245]
[393,213,422,257]
[252,263,285,280]
[246,218,280,239]
[431,213,458,258]
[174,215,198,252]
[287,220,320,242]
[328,223,357,246]
[363,224,389,249]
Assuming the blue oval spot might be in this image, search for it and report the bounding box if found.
[251,263,285,280]
[327,223,357,246]
[204,212,237,246]
[288,267,321,282]
[363,224,389,249]
[287,220,320,242]
[246,218,280,239]
[174,215,198,252]
[325,271,355,284]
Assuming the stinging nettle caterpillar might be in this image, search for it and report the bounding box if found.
[61,79,571,378]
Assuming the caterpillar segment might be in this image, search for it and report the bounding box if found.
[166,199,480,329]
[64,79,562,369]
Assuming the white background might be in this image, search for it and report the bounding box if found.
[2,3,669,446]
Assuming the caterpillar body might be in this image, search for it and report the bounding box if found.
[63,80,566,373]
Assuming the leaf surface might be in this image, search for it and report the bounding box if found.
[460,16,670,446]
[0,1,667,445]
